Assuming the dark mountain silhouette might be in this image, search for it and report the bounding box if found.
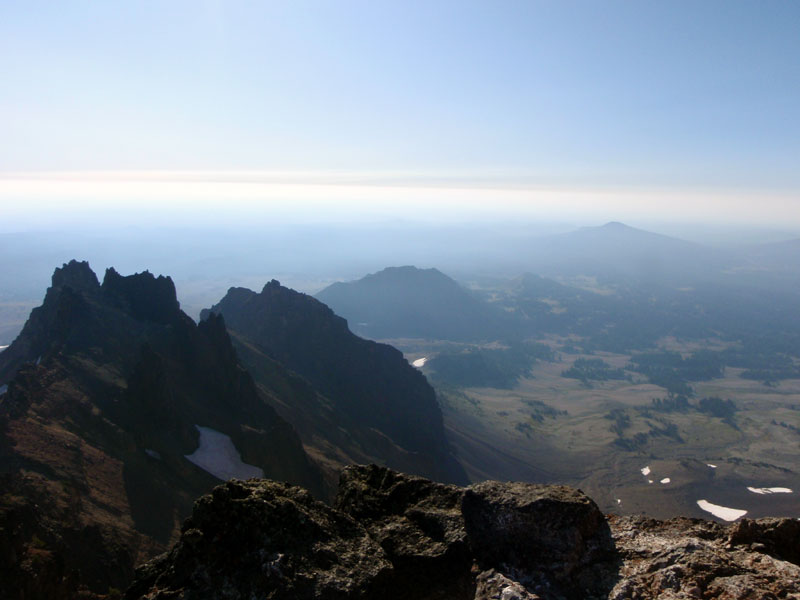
[315,265,507,341]
[0,261,323,598]
[202,280,467,485]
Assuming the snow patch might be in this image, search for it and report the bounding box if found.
[0,384,7,396]
[145,449,162,460]
[616,498,622,505]
[0,345,8,352]
[35,356,41,365]
[660,478,671,484]
[648,479,653,484]
[696,499,747,521]
[747,486,792,495]
[640,466,651,476]
[185,425,264,481]
[707,464,717,468]
[412,357,427,368]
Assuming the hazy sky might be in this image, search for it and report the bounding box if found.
[2,1,799,228]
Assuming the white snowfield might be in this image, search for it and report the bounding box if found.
[185,425,264,481]
[696,499,747,521]
[0,384,7,396]
[707,464,718,468]
[412,357,427,368]
[0,345,8,351]
[747,486,793,495]
[641,466,651,476]
[660,478,671,484]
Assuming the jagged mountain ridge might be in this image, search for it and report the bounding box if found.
[202,280,467,485]
[0,261,324,597]
[127,465,800,600]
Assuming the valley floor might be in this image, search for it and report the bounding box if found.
[398,338,800,521]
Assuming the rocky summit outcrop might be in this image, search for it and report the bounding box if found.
[127,465,800,600]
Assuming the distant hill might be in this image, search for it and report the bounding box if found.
[0,261,323,598]
[315,266,508,341]
[202,280,467,485]
[525,222,729,286]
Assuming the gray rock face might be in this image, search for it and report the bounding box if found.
[474,570,541,600]
[608,515,800,600]
[336,465,474,600]
[726,517,800,565]
[127,466,800,600]
[463,481,614,597]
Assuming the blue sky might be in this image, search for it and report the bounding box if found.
[1,1,799,226]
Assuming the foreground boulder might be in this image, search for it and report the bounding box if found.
[127,465,800,600]
[127,465,616,599]
[463,481,615,596]
[336,465,475,599]
[127,478,393,600]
